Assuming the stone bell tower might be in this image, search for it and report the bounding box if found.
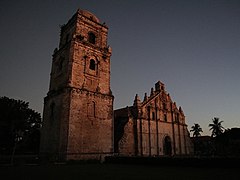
[40,9,114,160]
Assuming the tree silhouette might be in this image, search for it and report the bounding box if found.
[190,123,203,137]
[0,96,41,154]
[209,117,224,137]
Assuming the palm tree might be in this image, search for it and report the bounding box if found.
[190,123,203,137]
[209,117,224,137]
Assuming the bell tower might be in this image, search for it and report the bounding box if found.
[40,9,114,160]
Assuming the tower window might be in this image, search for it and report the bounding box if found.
[89,59,96,70]
[88,32,96,44]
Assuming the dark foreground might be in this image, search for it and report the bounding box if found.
[0,162,239,180]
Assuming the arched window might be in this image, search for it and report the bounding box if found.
[89,59,96,70]
[88,32,96,44]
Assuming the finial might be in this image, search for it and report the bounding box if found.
[133,94,141,106]
[151,88,154,96]
[144,93,148,101]
[155,81,161,92]
[179,106,182,112]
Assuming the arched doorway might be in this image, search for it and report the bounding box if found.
[163,136,172,156]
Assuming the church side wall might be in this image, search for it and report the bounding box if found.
[117,118,135,156]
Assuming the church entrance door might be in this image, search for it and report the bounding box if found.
[163,136,172,156]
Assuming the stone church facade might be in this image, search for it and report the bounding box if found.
[40,9,192,160]
[114,81,192,156]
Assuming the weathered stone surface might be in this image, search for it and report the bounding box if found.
[114,81,193,156]
[40,9,193,161]
[40,9,113,161]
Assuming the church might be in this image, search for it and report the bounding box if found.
[40,9,192,161]
[114,81,192,156]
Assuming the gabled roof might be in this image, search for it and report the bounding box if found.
[132,81,184,116]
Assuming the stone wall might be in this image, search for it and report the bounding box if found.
[66,89,113,160]
[115,81,193,156]
[40,9,114,161]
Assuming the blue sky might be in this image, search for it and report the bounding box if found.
[0,0,240,135]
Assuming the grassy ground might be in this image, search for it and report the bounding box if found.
[0,163,239,180]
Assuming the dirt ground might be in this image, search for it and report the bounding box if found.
[0,163,239,180]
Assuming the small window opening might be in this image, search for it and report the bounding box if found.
[176,113,179,122]
[88,32,96,44]
[76,34,84,41]
[164,114,167,122]
[89,59,96,70]
[163,103,167,110]
[152,112,155,120]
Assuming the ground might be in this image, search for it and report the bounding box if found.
[0,163,239,180]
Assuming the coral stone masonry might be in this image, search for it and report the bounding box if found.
[40,9,114,160]
[40,9,193,161]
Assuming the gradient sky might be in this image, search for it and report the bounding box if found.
[1,0,240,135]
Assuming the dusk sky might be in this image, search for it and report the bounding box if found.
[1,0,240,135]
